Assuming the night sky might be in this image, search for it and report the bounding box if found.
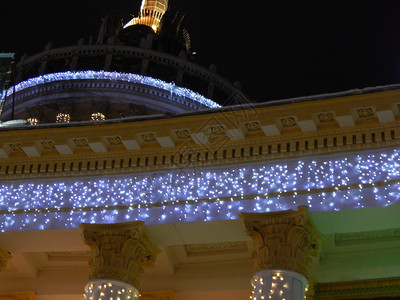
[2,1,400,103]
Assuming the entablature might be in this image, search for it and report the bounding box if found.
[0,88,400,179]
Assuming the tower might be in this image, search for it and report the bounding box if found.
[124,0,168,33]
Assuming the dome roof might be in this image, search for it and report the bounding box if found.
[0,0,249,125]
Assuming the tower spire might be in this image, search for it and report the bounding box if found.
[124,0,168,33]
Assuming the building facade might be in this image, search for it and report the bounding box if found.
[0,1,400,299]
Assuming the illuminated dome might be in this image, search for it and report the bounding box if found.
[3,71,220,123]
[1,0,248,125]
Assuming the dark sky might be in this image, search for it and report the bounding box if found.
[2,1,400,102]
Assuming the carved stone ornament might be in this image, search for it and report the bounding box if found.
[0,245,12,271]
[279,117,297,127]
[106,136,122,145]
[245,121,261,131]
[356,107,375,118]
[81,221,160,290]
[141,132,156,142]
[6,143,23,152]
[174,129,190,139]
[317,112,335,123]
[72,138,88,147]
[240,206,322,278]
[40,140,55,150]
[204,125,225,136]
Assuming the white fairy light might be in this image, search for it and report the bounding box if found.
[0,147,399,232]
[6,70,221,109]
[56,113,71,123]
[252,270,307,300]
[84,279,139,300]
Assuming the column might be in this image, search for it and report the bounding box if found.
[0,245,11,271]
[81,221,160,300]
[241,206,322,300]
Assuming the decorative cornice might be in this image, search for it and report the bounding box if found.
[240,206,323,277]
[315,277,400,299]
[0,245,11,271]
[0,120,398,180]
[140,290,175,300]
[0,86,399,169]
[81,221,160,290]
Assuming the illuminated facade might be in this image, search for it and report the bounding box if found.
[1,1,400,300]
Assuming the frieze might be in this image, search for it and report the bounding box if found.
[315,277,400,299]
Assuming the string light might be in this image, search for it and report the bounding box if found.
[0,147,399,232]
[84,279,139,300]
[91,112,106,121]
[27,117,39,125]
[56,113,71,123]
[251,270,307,300]
[6,70,221,109]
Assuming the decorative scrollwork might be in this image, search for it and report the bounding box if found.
[81,221,160,289]
[241,206,322,277]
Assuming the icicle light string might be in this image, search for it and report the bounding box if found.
[0,146,399,232]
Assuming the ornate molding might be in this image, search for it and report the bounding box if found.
[315,277,400,299]
[0,245,11,271]
[81,221,160,290]
[140,290,175,300]
[0,291,35,300]
[240,206,323,277]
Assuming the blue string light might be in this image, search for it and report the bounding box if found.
[6,71,221,109]
[0,147,399,232]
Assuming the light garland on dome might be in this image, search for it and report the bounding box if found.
[6,70,221,109]
[0,147,400,232]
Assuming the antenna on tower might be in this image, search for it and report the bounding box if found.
[124,0,169,33]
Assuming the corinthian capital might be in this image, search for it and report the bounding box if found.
[81,221,160,290]
[0,245,11,271]
[240,206,322,277]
